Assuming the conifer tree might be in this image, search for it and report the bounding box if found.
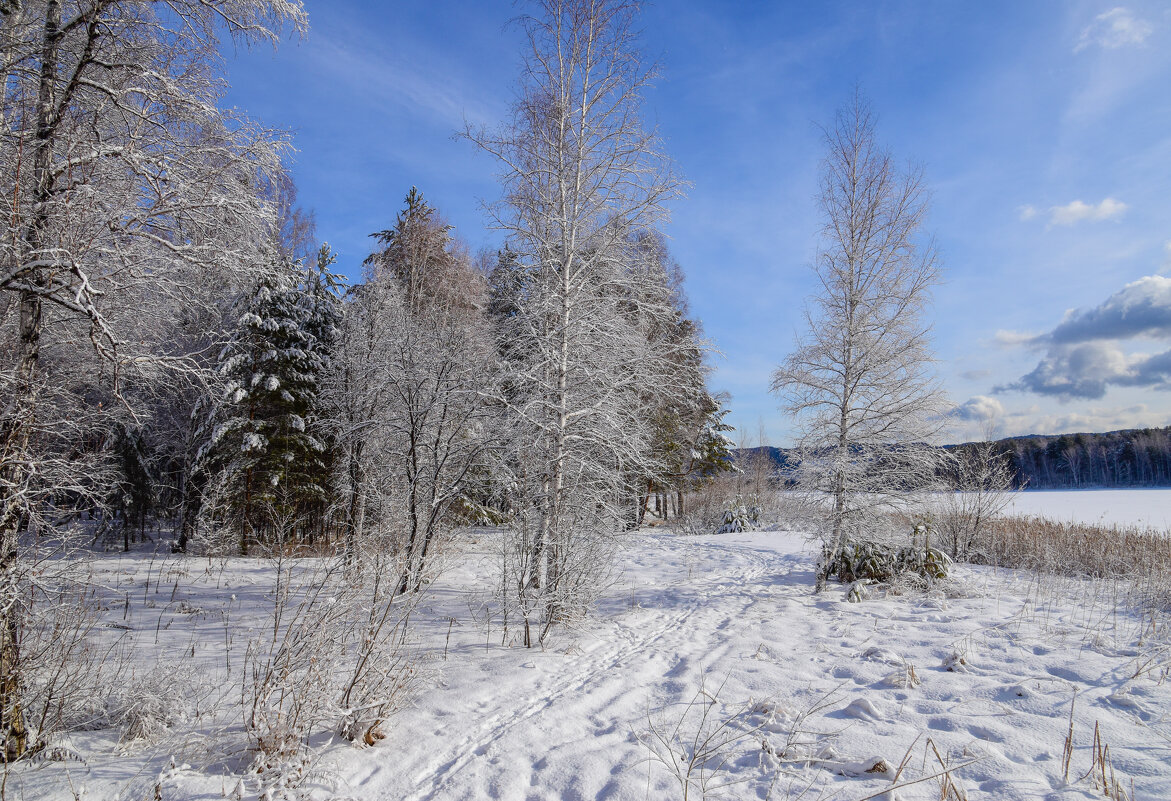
[201,247,341,553]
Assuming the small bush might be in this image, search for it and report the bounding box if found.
[716,496,761,534]
[824,536,951,585]
[446,496,511,527]
[107,663,207,744]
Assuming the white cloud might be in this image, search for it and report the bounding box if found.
[997,404,1169,438]
[1075,8,1153,52]
[997,275,1171,400]
[1047,197,1128,226]
[994,329,1039,347]
[1002,341,1139,400]
[950,395,1005,423]
[1043,275,1171,344]
[1017,204,1038,221]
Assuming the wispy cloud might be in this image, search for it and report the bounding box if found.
[306,28,499,129]
[1047,197,1128,226]
[994,329,1039,347]
[1018,198,1128,227]
[1162,241,1171,275]
[1075,7,1153,52]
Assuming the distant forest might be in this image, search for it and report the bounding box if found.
[950,427,1171,489]
[739,425,1171,490]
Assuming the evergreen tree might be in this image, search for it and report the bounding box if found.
[622,232,714,522]
[690,396,737,481]
[365,187,469,313]
[200,247,342,553]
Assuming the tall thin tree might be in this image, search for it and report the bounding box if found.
[770,92,946,591]
[466,0,685,644]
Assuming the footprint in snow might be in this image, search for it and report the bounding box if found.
[927,716,959,732]
[967,723,1007,743]
[1045,664,1093,684]
[860,646,904,666]
[1104,688,1153,721]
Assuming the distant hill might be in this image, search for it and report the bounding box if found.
[949,426,1171,489]
[734,425,1171,489]
[732,445,792,469]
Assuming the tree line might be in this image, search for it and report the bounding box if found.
[949,427,1171,489]
[740,423,1171,492]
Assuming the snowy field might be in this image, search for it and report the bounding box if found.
[10,526,1170,801]
[1000,489,1171,532]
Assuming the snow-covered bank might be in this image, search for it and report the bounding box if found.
[10,530,1170,800]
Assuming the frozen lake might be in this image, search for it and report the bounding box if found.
[1000,488,1171,531]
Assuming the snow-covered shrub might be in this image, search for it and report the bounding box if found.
[716,495,761,534]
[490,500,620,647]
[936,441,1017,562]
[331,551,426,746]
[10,543,129,755]
[247,749,347,801]
[823,535,951,586]
[244,549,423,766]
[679,485,764,536]
[676,483,733,536]
[245,560,349,762]
[106,663,208,744]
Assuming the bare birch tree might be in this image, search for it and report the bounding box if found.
[0,0,306,760]
[466,0,686,645]
[770,93,946,591]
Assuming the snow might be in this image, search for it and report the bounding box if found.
[11,527,1170,800]
[1001,489,1171,531]
[241,432,265,452]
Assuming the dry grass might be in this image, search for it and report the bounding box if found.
[963,515,1171,612]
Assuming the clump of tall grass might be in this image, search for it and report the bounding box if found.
[964,515,1171,612]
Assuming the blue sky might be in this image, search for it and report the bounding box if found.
[223,1,1171,446]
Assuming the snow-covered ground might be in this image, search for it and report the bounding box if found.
[1000,489,1171,532]
[10,527,1170,801]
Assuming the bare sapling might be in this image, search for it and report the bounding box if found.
[937,426,1018,561]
